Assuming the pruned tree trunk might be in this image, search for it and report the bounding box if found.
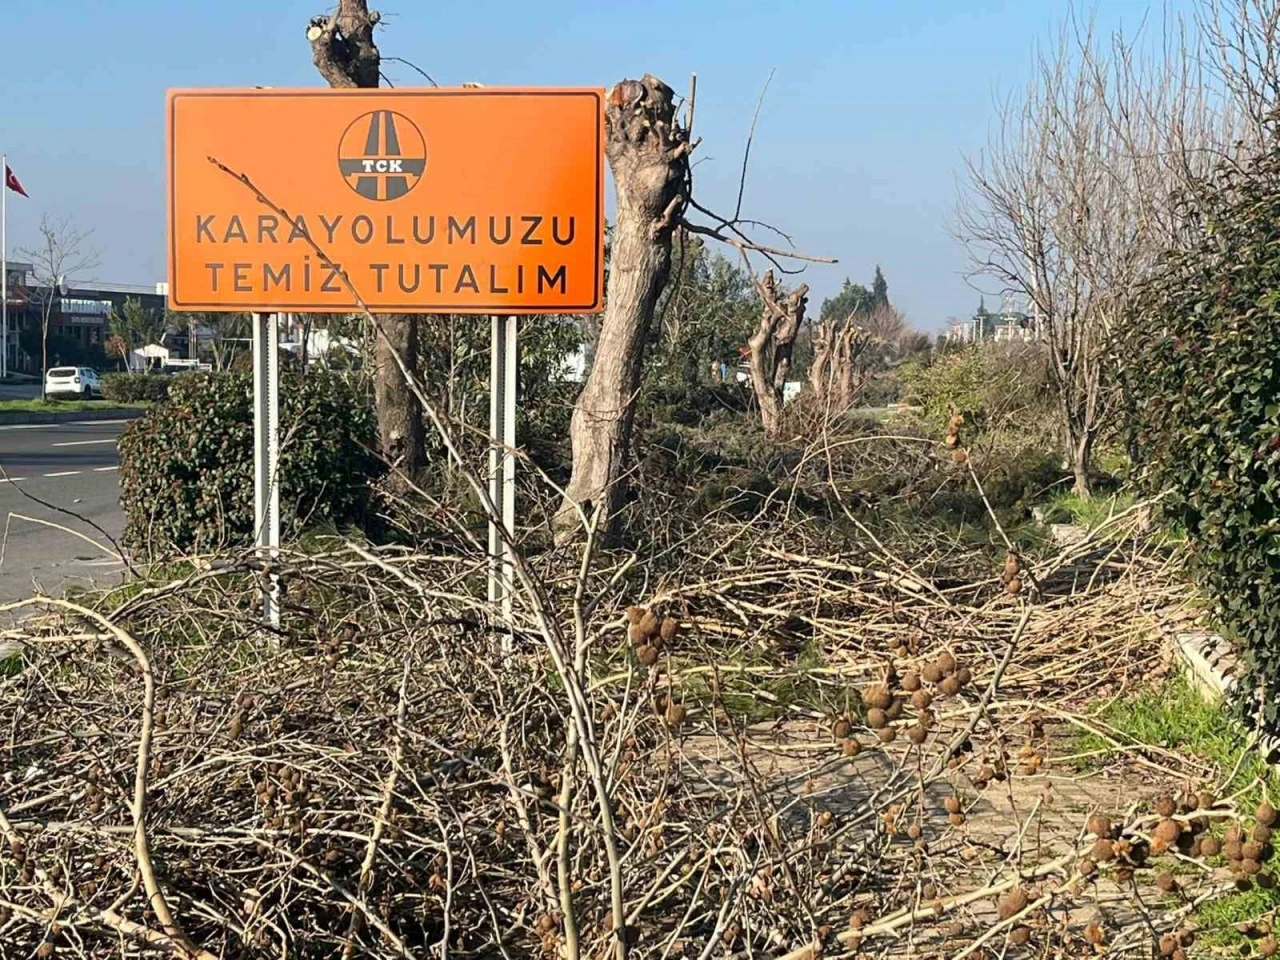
[809,319,832,398]
[747,270,808,437]
[556,75,689,537]
[307,0,425,478]
[807,313,867,414]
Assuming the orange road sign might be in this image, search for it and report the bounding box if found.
[167,88,605,314]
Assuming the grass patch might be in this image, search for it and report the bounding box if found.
[0,398,148,414]
[1039,489,1138,529]
[1076,676,1280,947]
[0,654,23,677]
[1194,883,1280,948]
[1077,675,1280,803]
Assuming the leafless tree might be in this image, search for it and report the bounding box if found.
[957,12,1227,496]
[18,215,98,398]
[306,0,425,479]
[747,270,808,436]
[1199,0,1280,150]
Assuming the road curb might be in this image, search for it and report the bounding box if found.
[0,408,145,427]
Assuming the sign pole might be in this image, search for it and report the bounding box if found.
[488,314,518,632]
[253,311,281,628]
[503,314,517,623]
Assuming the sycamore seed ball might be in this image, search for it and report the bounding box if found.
[1200,837,1221,858]
[901,671,921,692]
[1090,837,1115,862]
[1087,814,1111,838]
[1259,802,1278,827]
[867,708,888,730]
[864,685,892,711]
[1156,796,1177,818]
[997,888,1028,920]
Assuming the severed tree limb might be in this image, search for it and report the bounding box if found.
[341,659,410,959]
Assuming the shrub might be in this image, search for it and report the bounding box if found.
[1129,148,1280,730]
[118,371,381,554]
[229,347,301,375]
[101,373,173,404]
[902,342,1053,437]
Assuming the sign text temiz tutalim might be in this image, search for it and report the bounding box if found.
[167,88,605,314]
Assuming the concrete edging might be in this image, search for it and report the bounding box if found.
[0,408,145,426]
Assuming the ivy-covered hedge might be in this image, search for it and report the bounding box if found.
[101,373,173,403]
[118,371,381,554]
[1130,150,1280,730]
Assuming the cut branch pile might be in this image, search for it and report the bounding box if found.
[0,503,1218,959]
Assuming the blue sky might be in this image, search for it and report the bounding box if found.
[0,0,1188,331]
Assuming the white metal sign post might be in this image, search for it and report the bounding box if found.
[253,311,281,627]
[488,315,518,625]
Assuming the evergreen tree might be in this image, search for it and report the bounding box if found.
[871,265,889,308]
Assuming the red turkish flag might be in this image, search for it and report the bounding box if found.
[4,165,28,198]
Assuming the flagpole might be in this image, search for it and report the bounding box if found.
[2,152,7,380]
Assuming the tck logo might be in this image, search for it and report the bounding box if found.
[338,110,427,201]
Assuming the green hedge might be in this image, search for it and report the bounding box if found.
[1130,148,1280,730]
[101,373,173,403]
[117,371,382,554]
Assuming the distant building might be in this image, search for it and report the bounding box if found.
[946,297,1038,345]
[2,261,167,373]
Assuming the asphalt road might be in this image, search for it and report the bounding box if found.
[0,419,127,601]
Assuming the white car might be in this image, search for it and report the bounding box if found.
[45,367,102,399]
